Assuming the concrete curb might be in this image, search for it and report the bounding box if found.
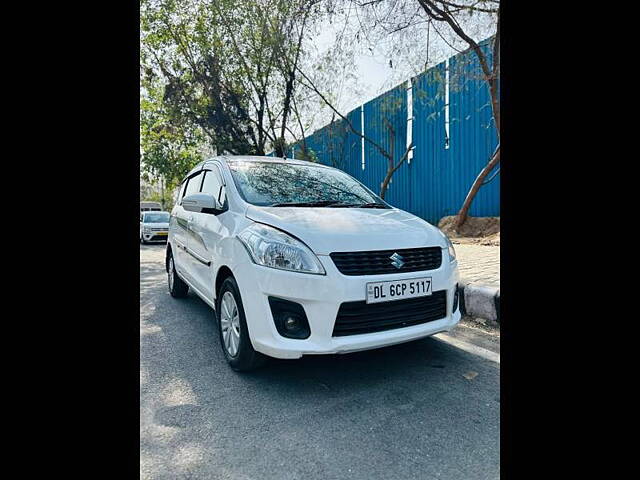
[458,283,500,323]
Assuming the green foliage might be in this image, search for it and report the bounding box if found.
[294,146,318,163]
[140,0,319,163]
[140,79,203,184]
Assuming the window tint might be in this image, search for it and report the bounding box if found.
[201,168,226,205]
[182,172,204,201]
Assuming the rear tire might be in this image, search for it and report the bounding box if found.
[216,276,266,372]
[168,251,189,298]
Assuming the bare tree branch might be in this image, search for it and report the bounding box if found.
[295,65,392,162]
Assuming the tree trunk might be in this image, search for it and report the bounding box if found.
[455,146,500,230]
[415,2,500,228]
[380,121,395,199]
[453,33,500,229]
[276,74,295,157]
[380,159,395,200]
[380,143,413,200]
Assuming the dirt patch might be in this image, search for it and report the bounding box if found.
[438,216,500,246]
[477,231,500,246]
[460,315,500,334]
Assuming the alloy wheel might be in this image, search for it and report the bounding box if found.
[168,256,175,291]
[220,291,240,357]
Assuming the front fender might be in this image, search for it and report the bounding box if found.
[211,236,254,302]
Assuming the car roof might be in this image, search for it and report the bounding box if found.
[184,155,332,180]
[220,155,323,167]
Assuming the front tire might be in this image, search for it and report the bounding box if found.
[216,277,266,372]
[167,251,189,298]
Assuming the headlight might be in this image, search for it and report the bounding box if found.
[436,228,456,262]
[446,236,456,262]
[238,223,326,275]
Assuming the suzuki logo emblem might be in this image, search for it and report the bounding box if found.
[390,252,405,269]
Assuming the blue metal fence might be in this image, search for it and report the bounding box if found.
[292,36,499,225]
[362,83,409,209]
[446,39,499,220]
[410,61,448,223]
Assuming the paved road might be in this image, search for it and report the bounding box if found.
[140,243,500,480]
[454,244,500,288]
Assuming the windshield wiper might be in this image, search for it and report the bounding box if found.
[269,200,345,207]
[332,202,388,209]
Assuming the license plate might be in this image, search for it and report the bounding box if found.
[156,232,168,236]
[366,277,432,304]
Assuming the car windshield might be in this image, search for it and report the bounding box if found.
[227,161,388,207]
[144,212,170,223]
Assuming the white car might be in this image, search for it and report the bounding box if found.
[166,156,460,371]
[140,211,170,244]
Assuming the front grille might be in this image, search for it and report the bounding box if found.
[330,247,442,276]
[332,290,447,337]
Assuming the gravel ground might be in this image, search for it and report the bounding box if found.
[140,243,500,480]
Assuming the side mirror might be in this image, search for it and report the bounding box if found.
[181,193,224,214]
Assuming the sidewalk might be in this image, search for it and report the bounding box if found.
[453,242,500,322]
[454,243,500,288]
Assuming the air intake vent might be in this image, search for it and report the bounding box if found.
[332,290,447,336]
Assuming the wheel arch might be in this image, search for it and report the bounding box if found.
[214,265,234,302]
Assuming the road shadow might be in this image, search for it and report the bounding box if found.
[140,249,500,480]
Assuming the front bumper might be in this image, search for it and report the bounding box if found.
[234,253,460,359]
[142,231,168,242]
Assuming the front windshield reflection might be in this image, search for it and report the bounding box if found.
[228,161,385,207]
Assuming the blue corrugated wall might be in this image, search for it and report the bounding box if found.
[411,62,448,223]
[290,36,499,225]
[446,39,499,220]
[362,83,409,209]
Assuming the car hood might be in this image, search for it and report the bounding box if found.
[244,206,446,255]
